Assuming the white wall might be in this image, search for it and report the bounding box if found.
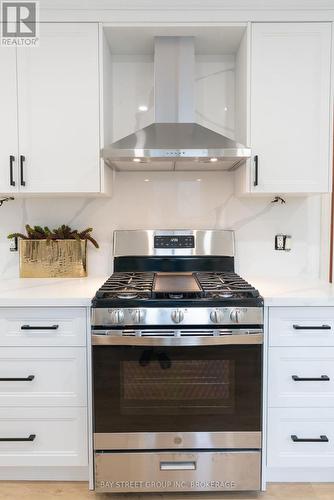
[0,171,323,280]
[196,54,235,139]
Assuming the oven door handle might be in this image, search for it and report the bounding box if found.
[92,332,263,346]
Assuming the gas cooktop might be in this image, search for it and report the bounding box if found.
[93,270,261,308]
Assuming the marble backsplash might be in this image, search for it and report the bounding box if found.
[0,171,324,280]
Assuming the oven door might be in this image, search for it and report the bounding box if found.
[92,331,262,451]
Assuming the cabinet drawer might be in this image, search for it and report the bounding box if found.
[268,347,334,407]
[0,407,87,466]
[267,408,334,468]
[0,347,86,407]
[0,308,86,346]
[269,307,334,347]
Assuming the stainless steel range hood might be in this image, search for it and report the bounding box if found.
[103,37,251,172]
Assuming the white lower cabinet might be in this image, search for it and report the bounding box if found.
[0,307,88,478]
[269,307,334,347]
[267,307,334,481]
[0,347,86,407]
[268,347,334,408]
[267,408,334,468]
[0,307,86,347]
[0,407,87,467]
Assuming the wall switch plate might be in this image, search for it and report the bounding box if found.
[9,237,18,252]
[275,234,291,251]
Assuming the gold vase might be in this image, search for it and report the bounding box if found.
[19,239,87,278]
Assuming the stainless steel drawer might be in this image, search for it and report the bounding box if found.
[94,450,261,493]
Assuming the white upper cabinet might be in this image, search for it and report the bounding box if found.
[0,48,18,193]
[0,23,107,195]
[17,23,101,193]
[248,22,332,194]
[2,22,332,195]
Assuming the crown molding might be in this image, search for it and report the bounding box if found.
[40,0,334,12]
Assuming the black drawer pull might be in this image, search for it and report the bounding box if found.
[0,375,34,382]
[293,324,331,330]
[253,155,259,186]
[21,324,59,330]
[9,155,15,186]
[20,155,26,186]
[0,434,36,442]
[292,375,330,382]
[291,434,329,443]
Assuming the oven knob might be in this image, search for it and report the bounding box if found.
[171,309,184,324]
[230,308,244,324]
[131,309,145,324]
[210,309,224,324]
[110,309,125,324]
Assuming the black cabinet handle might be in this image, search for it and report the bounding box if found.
[9,155,15,186]
[0,434,36,442]
[21,324,59,330]
[293,324,331,330]
[0,375,34,382]
[253,155,259,186]
[20,155,26,186]
[292,375,330,382]
[291,434,329,443]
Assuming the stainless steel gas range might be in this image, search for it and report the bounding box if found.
[91,230,263,494]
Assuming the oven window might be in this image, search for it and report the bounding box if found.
[121,358,235,415]
[93,345,261,433]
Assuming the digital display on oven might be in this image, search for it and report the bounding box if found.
[154,235,195,249]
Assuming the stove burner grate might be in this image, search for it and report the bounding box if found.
[196,272,259,299]
[96,272,155,299]
[95,271,259,300]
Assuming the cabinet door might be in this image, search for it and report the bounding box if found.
[0,347,87,407]
[269,307,334,347]
[0,407,87,466]
[17,23,100,193]
[268,347,334,408]
[0,47,18,193]
[267,407,334,468]
[0,307,86,347]
[250,23,332,194]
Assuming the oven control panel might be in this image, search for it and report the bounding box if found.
[154,235,195,249]
[92,307,263,328]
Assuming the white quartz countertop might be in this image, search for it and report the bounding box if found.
[0,277,107,307]
[245,276,334,307]
[0,276,334,307]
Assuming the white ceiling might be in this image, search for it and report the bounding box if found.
[103,25,246,55]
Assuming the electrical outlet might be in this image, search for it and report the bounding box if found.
[275,234,291,251]
[9,236,18,252]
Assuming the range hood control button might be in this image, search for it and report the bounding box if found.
[110,309,124,324]
[171,309,184,324]
[210,309,224,324]
[230,308,244,324]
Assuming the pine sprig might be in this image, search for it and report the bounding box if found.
[7,232,29,240]
[8,225,99,248]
